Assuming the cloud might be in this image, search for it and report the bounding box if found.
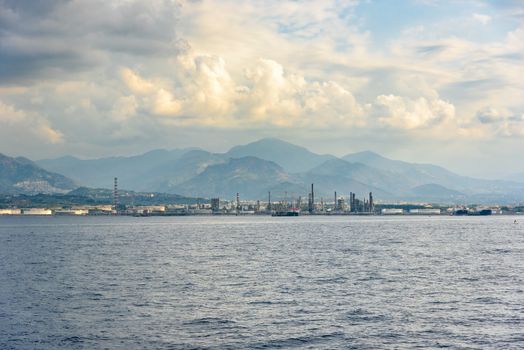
[0,99,25,123]
[475,106,524,137]
[239,58,366,128]
[121,68,154,94]
[506,23,524,52]
[117,55,367,129]
[0,0,523,176]
[0,0,183,83]
[374,95,455,129]
[152,89,182,116]
[183,54,235,118]
[0,100,63,143]
[473,13,492,25]
[476,106,503,124]
[111,95,138,121]
[37,125,63,144]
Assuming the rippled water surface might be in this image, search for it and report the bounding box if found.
[0,215,523,349]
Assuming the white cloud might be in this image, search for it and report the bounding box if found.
[111,95,138,121]
[152,89,182,116]
[374,95,455,130]
[475,107,524,137]
[117,55,367,129]
[0,100,63,144]
[37,125,63,144]
[506,23,524,53]
[473,13,492,25]
[0,100,26,123]
[476,106,503,124]
[121,68,154,94]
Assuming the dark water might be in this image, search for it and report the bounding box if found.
[0,216,523,349]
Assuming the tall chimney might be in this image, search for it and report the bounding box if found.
[113,177,119,214]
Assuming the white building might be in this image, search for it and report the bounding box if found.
[0,209,22,215]
[54,209,89,215]
[381,208,404,215]
[22,208,53,215]
[409,209,441,215]
[131,206,166,214]
[188,208,213,215]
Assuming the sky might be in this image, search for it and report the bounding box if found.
[0,0,523,178]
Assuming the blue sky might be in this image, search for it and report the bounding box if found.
[358,1,506,39]
[0,0,523,178]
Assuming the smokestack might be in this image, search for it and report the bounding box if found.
[311,183,314,209]
[113,177,118,214]
[309,183,315,213]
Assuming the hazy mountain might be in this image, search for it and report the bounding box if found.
[171,155,392,201]
[172,156,293,199]
[343,151,416,172]
[342,150,523,195]
[226,138,335,173]
[148,150,227,193]
[0,153,76,194]
[342,151,465,188]
[37,148,197,190]
[33,138,524,203]
[299,173,392,200]
[307,158,404,195]
[407,184,465,202]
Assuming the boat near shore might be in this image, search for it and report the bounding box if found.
[452,208,492,216]
[272,209,300,217]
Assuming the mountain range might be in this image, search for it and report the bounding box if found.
[1,138,523,204]
[0,153,76,195]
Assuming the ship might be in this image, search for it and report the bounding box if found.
[452,208,492,216]
[272,208,300,217]
[453,209,468,216]
[469,209,492,216]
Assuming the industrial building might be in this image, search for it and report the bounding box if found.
[54,209,89,215]
[409,208,441,215]
[381,208,404,215]
[211,198,220,212]
[0,209,22,215]
[22,208,53,215]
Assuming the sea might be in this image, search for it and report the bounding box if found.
[0,215,523,349]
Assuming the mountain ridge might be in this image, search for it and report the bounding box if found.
[0,153,77,194]
[20,138,524,203]
[226,138,335,173]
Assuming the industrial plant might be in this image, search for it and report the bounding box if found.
[0,177,513,217]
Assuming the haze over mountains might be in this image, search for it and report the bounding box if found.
[20,138,521,204]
